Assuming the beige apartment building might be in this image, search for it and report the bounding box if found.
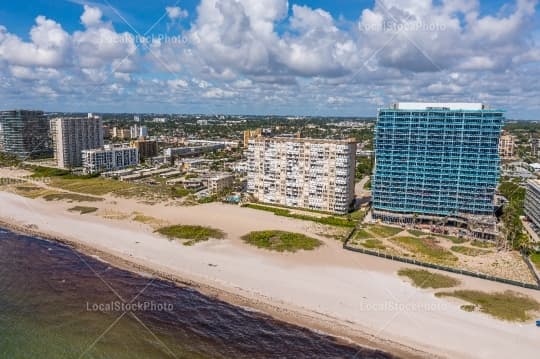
[50,117,104,168]
[247,137,357,214]
[207,173,234,195]
[499,132,516,159]
[243,128,262,148]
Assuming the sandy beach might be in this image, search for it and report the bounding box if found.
[1,185,540,359]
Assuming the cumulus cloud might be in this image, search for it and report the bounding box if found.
[73,6,138,70]
[0,0,538,118]
[80,4,103,27]
[0,16,70,68]
[166,6,189,20]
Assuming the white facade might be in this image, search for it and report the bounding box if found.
[247,137,357,214]
[139,126,148,138]
[129,125,148,139]
[50,117,104,168]
[82,147,139,175]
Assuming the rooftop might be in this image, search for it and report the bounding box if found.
[391,102,485,110]
[251,137,356,144]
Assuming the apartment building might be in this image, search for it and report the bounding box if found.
[0,110,51,159]
[243,128,262,148]
[130,125,148,139]
[112,127,130,140]
[82,146,139,175]
[499,131,516,159]
[50,117,104,168]
[207,174,234,195]
[131,139,158,160]
[247,137,357,214]
[372,102,503,239]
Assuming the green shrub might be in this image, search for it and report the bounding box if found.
[361,239,386,250]
[398,268,460,289]
[156,225,225,246]
[68,206,98,214]
[241,230,322,252]
[436,290,540,322]
[451,246,491,256]
[391,236,458,263]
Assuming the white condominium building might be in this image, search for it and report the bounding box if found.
[50,117,104,168]
[82,146,139,175]
[247,137,357,214]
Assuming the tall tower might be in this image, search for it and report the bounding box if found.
[0,110,51,159]
[50,117,104,168]
[372,103,503,238]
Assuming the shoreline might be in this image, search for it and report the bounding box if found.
[2,181,540,359]
[0,219,428,359]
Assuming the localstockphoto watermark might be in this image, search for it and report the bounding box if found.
[361,20,447,33]
[102,33,190,46]
[86,301,174,313]
[0,176,51,186]
[359,301,447,313]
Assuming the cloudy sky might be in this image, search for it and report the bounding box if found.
[0,0,539,118]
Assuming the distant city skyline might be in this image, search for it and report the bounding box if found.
[0,1,539,119]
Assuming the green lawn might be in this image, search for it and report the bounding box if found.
[367,224,403,238]
[0,152,21,167]
[156,225,226,246]
[241,230,322,252]
[68,206,98,214]
[531,253,540,271]
[43,193,103,202]
[244,204,355,228]
[361,239,386,250]
[451,246,491,257]
[436,290,540,322]
[172,187,193,198]
[408,229,427,237]
[390,236,458,263]
[398,268,460,289]
[29,166,169,200]
[15,185,41,192]
[49,177,137,196]
[355,229,373,240]
[441,235,468,244]
[471,240,495,248]
[13,186,61,199]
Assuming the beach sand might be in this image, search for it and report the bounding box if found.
[1,188,539,359]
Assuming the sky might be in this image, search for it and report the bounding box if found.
[0,0,539,119]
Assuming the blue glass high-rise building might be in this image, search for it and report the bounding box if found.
[0,110,51,159]
[372,103,503,238]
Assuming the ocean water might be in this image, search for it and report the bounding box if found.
[0,229,396,359]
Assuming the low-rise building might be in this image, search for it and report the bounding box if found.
[164,144,226,159]
[207,174,234,195]
[82,146,139,175]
